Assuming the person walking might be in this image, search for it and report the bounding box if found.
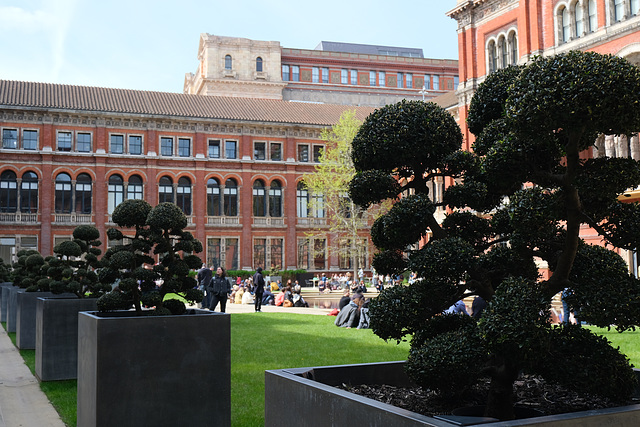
[252,267,265,312]
[196,264,213,309]
[209,267,231,313]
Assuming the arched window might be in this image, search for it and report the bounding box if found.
[55,173,72,213]
[176,177,192,215]
[498,36,507,69]
[127,175,143,200]
[269,180,283,217]
[253,180,266,217]
[614,0,625,22]
[20,171,38,213]
[508,32,518,65]
[75,173,92,214]
[256,57,263,72]
[0,170,17,213]
[225,55,232,70]
[488,41,497,73]
[158,176,174,204]
[207,178,221,216]
[575,2,584,36]
[108,175,124,214]
[296,182,309,217]
[223,178,238,216]
[562,6,571,42]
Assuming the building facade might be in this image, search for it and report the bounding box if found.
[447,0,640,270]
[184,34,459,107]
[0,80,377,271]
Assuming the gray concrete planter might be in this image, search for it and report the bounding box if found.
[77,309,231,427]
[265,361,640,427]
[6,287,25,332]
[35,297,98,381]
[16,291,74,349]
[0,282,14,322]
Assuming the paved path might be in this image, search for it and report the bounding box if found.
[0,327,66,427]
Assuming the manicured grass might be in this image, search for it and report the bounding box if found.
[4,318,639,426]
[586,325,640,368]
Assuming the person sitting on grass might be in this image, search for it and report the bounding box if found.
[335,293,364,328]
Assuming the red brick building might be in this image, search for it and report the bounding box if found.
[0,80,376,271]
[448,0,640,272]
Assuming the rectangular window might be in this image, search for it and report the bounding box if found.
[341,69,348,84]
[57,131,72,152]
[110,134,124,154]
[254,142,266,160]
[370,71,376,86]
[379,71,385,87]
[207,238,221,268]
[225,140,237,159]
[282,65,290,81]
[254,238,266,270]
[397,72,403,88]
[178,138,191,157]
[424,74,431,89]
[314,239,326,270]
[208,139,220,158]
[406,73,413,89]
[322,67,329,83]
[312,67,319,83]
[77,132,91,152]
[313,145,323,163]
[22,130,38,150]
[298,144,309,162]
[225,238,239,270]
[271,238,283,270]
[129,135,142,155]
[454,76,459,89]
[270,142,282,161]
[350,69,357,85]
[2,129,17,149]
[433,75,440,90]
[291,66,300,82]
[160,137,173,156]
[297,238,310,270]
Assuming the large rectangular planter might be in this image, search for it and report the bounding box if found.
[5,287,25,332]
[77,309,231,427]
[16,291,74,349]
[0,282,13,322]
[265,361,640,427]
[35,297,98,381]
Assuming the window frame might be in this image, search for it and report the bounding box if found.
[22,129,38,150]
[160,137,174,157]
[57,131,73,152]
[76,132,92,153]
[128,135,143,155]
[208,139,221,158]
[254,141,266,160]
[225,140,237,159]
[298,144,309,162]
[270,142,282,161]
[178,137,191,158]
[110,134,124,154]
[2,128,18,149]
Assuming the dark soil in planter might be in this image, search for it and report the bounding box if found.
[338,374,638,418]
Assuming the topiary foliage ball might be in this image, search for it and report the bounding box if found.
[55,241,82,258]
[147,202,188,231]
[73,224,100,242]
[111,199,153,228]
[163,298,186,315]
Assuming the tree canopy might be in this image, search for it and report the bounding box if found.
[349,51,640,420]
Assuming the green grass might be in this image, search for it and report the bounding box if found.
[4,318,639,426]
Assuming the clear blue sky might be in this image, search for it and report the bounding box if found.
[0,0,459,93]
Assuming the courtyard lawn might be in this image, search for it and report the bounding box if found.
[4,318,639,426]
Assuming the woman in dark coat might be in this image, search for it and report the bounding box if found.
[209,267,231,312]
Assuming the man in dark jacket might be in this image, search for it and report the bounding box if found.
[197,264,213,309]
[252,267,265,312]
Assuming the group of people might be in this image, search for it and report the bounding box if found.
[196,265,310,313]
[334,289,370,329]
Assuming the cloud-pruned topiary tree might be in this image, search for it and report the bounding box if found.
[47,225,110,298]
[98,200,204,315]
[349,51,640,420]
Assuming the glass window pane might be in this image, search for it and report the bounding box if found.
[129,135,142,155]
[111,135,124,154]
[23,130,38,150]
[77,133,91,152]
[2,129,17,149]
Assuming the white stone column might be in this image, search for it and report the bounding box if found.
[605,135,616,157]
[631,133,640,161]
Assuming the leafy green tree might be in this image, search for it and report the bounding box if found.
[303,110,390,277]
[349,52,640,420]
[98,200,203,315]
